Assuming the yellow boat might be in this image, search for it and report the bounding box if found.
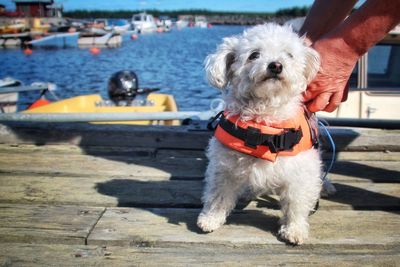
[24,93,180,126]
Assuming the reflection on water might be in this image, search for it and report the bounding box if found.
[0,26,247,111]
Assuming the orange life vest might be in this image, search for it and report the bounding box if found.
[214,109,318,162]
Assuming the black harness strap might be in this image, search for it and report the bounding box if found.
[218,114,303,153]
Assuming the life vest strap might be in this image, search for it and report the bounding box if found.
[218,114,303,153]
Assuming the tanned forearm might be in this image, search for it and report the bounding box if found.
[303,0,400,112]
[329,0,400,57]
[299,0,358,43]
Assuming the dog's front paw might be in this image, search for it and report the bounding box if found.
[278,224,309,245]
[197,212,226,233]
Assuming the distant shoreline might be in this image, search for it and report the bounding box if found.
[64,7,309,25]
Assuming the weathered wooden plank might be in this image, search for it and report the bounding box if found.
[0,122,211,149]
[0,175,201,208]
[324,151,400,161]
[159,149,400,162]
[2,144,400,162]
[1,144,399,182]
[0,122,399,151]
[254,181,400,211]
[327,160,400,183]
[327,127,400,151]
[0,204,104,244]
[1,243,399,267]
[0,174,399,210]
[87,208,400,247]
[0,150,207,179]
[0,143,157,157]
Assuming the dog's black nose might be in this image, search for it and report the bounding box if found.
[267,62,283,74]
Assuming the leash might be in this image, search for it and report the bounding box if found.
[318,119,336,181]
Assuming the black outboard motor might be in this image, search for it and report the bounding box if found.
[108,70,139,106]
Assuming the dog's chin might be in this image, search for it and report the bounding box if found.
[251,75,285,98]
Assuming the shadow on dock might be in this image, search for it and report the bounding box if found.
[95,178,282,235]
[1,122,399,229]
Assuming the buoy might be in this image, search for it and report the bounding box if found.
[156,28,163,33]
[23,48,33,55]
[131,34,138,40]
[90,47,101,55]
[208,23,212,28]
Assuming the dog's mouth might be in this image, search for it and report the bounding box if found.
[260,74,282,82]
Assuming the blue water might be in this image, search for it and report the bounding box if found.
[0,25,247,111]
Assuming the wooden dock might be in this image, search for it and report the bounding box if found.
[0,122,399,266]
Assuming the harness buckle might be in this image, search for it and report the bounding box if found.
[266,129,302,153]
[207,111,224,131]
[266,137,278,153]
[245,126,261,149]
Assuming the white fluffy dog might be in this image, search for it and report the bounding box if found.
[197,23,328,245]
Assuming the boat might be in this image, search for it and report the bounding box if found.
[109,19,131,34]
[0,77,55,113]
[28,32,79,48]
[0,77,21,113]
[24,93,180,125]
[0,18,27,34]
[175,15,190,29]
[78,31,122,47]
[131,12,157,34]
[23,71,180,126]
[194,16,208,28]
[0,71,224,126]
[0,35,22,47]
[156,16,172,32]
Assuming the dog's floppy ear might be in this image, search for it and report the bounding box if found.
[204,36,238,89]
[304,46,320,84]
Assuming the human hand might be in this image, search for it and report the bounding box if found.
[303,37,359,112]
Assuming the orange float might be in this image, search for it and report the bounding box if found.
[23,48,33,55]
[90,47,101,55]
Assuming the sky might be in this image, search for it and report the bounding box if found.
[1,0,315,12]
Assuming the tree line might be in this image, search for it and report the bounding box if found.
[64,6,310,20]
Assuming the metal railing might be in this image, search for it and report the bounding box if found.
[0,111,217,123]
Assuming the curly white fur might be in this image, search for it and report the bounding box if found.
[198,23,334,245]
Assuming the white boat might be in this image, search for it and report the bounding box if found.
[28,32,79,48]
[156,16,172,32]
[0,78,55,113]
[0,78,20,113]
[93,19,131,34]
[131,13,157,34]
[112,19,131,34]
[176,15,192,29]
[78,31,122,47]
[194,16,208,28]
[175,19,189,29]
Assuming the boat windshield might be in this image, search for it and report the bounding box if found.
[133,15,143,21]
[350,43,400,92]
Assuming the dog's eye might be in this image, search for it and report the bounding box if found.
[248,51,260,61]
[286,52,293,58]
